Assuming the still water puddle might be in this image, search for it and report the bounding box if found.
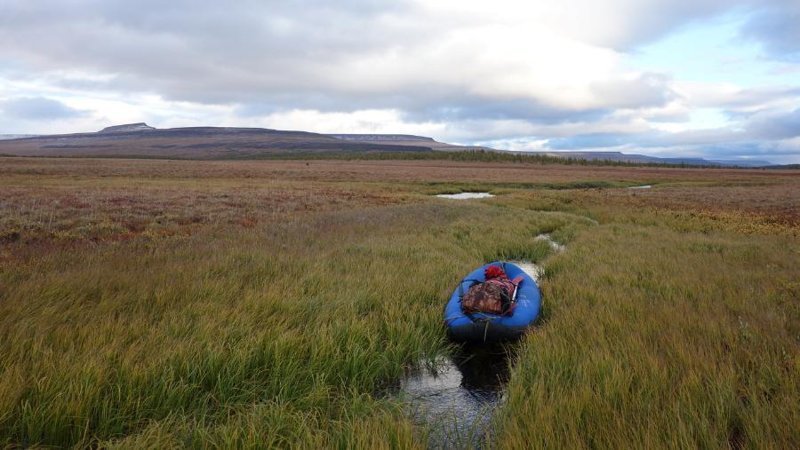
[628,184,652,189]
[435,192,495,200]
[400,345,512,449]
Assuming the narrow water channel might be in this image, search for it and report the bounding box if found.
[400,344,513,449]
[399,234,565,448]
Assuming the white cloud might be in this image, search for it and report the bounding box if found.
[259,109,447,137]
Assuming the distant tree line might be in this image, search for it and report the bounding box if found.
[253,149,735,169]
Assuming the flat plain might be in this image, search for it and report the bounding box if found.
[1,157,798,448]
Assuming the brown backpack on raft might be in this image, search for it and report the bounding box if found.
[461,277,517,316]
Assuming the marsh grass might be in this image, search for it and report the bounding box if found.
[495,228,800,449]
[1,159,798,448]
[0,201,566,447]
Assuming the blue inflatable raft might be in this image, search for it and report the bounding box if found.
[444,261,541,343]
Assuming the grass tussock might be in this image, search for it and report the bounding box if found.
[0,158,798,448]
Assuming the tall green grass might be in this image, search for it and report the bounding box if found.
[0,202,567,447]
[495,221,799,448]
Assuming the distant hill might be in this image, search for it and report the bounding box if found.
[708,159,773,167]
[0,124,448,159]
[0,124,776,166]
[330,134,489,152]
[0,134,39,140]
[99,122,156,133]
[526,151,772,167]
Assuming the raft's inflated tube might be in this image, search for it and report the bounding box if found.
[444,261,541,343]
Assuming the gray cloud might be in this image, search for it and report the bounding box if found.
[398,97,612,124]
[566,108,800,150]
[590,73,676,109]
[684,86,800,111]
[1,97,85,120]
[741,0,800,61]
[546,133,636,150]
[0,0,735,118]
[746,109,800,139]
[530,106,800,163]
[0,0,424,103]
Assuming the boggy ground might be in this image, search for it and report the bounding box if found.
[0,157,798,448]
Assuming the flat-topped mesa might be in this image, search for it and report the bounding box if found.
[327,133,487,152]
[329,134,436,142]
[99,123,156,133]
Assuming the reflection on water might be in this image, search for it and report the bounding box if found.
[400,345,512,449]
[435,192,495,200]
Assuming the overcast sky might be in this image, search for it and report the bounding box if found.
[1,0,799,162]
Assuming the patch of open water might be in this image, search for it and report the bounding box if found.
[399,345,512,449]
[435,192,495,200]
